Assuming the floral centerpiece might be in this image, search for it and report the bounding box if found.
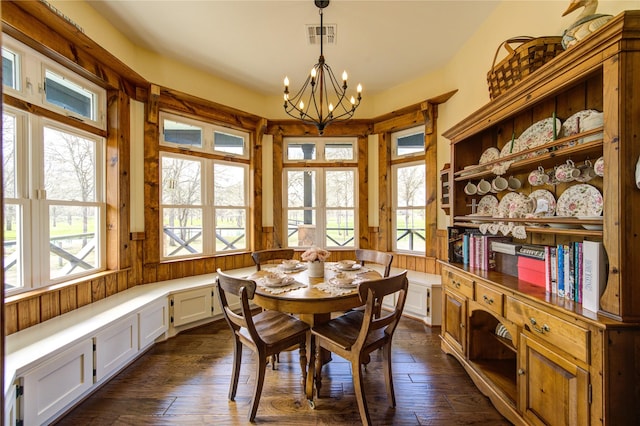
[301,247,330,277]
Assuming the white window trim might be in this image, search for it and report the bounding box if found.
[283,166,358,251]
[159,111,250,159]
[2,34,106,130]
[3,105,107,294]
[391,159,426,255]
[159,152,251,261]
[283,137,357,163]
[391,125,425,160]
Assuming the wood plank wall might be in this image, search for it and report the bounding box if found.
[2,1,452,335]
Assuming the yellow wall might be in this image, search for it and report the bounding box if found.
[50,0,638,231]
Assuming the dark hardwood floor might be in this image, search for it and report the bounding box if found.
[55,316,511,425]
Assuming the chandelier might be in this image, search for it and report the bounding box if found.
[283,0,362,135]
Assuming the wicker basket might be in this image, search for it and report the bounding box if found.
[487,36,564,100]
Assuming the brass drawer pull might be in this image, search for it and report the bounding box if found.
[529,317,550,334]
[482,295,494,305]
[517,368,525,376]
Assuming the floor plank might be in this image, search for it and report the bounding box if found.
[55,316,512,425]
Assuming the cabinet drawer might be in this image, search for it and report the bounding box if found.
[443,268,474,299]
[474,282,503,316]
[505,297,589,363]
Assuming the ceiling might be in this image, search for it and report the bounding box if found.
[87,1,500,97]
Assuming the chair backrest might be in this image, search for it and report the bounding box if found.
[355,249,394,277]
[216,268,262,344]
[251,248,295,271]
[354,270,408,349]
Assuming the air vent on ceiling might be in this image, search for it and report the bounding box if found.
[306,24,336,45]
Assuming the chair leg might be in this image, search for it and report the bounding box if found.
[298,339,307,386]
[248,353,267,422]
[382,343,396,407]
[314,342,323,398]
[352,360,372,426]
[229,340,243,401]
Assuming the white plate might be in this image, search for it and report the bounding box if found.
[262,277,293,288]
[578,215,603,230]
[336,263,362,271]
[279,264,306,273]
[329,277,358,288]
[548,222,581,229]
[556,184,603,217]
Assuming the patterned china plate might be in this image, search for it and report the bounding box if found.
[329,277,358,288]
[479,147,500,167]
[493,138,522,175]
[279,264,307,273]
[556,184,603,217]
[560,109,602,142]
[496,192,535,218]
[262,277,294,288]
[517,117,562,157]
[528,189,557,216]
[476,195,499,216]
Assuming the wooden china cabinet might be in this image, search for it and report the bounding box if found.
[440,11,640,426]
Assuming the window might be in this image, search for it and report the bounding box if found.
[2,36,107,295]
[160,112,249,159]
[3,107,106,294]
[283,137,357,250]
[2,35,106,130]
[392,126,425,158]
[159,115,250,260]
[284,138,355,162]
[391,126,426,254]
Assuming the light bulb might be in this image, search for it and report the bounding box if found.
[329,103,334,112]
[284,76,289,87]
[311,68,317,78]
[342,71,348,81]
[299,100,304,109]
[357,84,362,93]
[350,96,355,105]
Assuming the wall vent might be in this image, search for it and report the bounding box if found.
[306,24,336,45]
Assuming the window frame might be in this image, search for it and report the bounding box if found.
[282,165,358,251]
[158,116,251,261]
[3,105,107,294]
[391,125,425,159]
[283,137,357,163]
[159,111,250,159]
[2,34,107,130]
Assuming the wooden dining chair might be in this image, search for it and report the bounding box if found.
[309,271,408,426]
[251,248,295,271]
[355,249,393,277]
[353,249,394,318]
[216,269,310,422]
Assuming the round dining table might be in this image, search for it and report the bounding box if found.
[245,261,382,399]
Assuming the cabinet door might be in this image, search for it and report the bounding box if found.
[22,339,93,425]
[442,290,467,355]
[518,332,589,426]
[139,299,168,349]
[94,314,139,382]
[4,380,17,426]
[172,287,213,327]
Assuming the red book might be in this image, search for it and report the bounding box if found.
[517,256,546,287]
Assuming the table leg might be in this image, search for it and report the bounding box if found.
[299,313,332,400]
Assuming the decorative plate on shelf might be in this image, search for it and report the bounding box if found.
[479,147,500,166]
[528,189,557,216]
[493,138,522,175]
[560,109,601,138]
[517,117,562,157]
[496,192,535,218]
[476,195,499,216]
[556,184,603,217]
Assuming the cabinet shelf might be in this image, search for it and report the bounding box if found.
[454,131,603,182]
[470,359,517,404]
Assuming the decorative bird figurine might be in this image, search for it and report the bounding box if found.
[562,0,613,49]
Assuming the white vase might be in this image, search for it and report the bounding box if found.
[307,261,324,278]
